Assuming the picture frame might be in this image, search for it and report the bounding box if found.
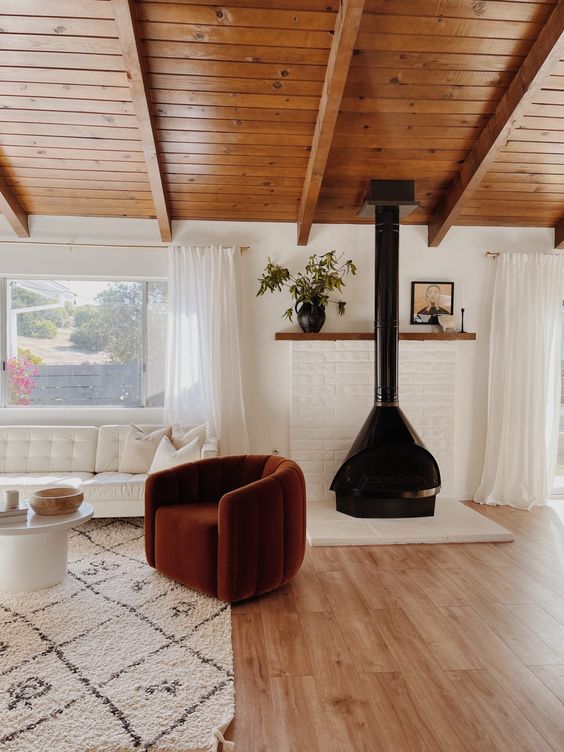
[410,281,454,325]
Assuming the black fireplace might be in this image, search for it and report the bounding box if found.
[330,180,441,518]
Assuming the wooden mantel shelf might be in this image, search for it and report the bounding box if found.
[275,332,476,341]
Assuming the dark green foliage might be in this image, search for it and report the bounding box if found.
[72,305,98,328]
[19,317,57,339]
[257,251,357,321]
[94,283,143,364]
[12,285,60,339]
[70,283,144,363]
[69,307,105,352]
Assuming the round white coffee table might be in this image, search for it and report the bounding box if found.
[0,502,94,592]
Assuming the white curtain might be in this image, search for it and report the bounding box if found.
[164,245,249,455]
[475,252,562,509]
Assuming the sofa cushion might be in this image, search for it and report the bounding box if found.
[95,424,211,472]
[0,472,94,500]
[172,423,207,449]
[0,426,98,473]
[81,472,147,502]
[149,436,203,474]
[96,425,170,473]
[118,425,172,474]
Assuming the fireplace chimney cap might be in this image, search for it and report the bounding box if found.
[357,179,419,218]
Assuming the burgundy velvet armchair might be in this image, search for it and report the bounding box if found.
[145,455,307,602]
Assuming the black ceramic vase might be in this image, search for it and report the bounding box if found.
[296,303,326,333]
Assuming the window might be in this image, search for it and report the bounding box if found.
[2,279,168,407]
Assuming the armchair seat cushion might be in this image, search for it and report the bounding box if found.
[155,502,219,598]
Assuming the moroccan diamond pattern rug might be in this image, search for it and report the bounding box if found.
[0,519,234,752]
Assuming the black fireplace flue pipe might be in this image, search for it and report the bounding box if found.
[374,203,399,406]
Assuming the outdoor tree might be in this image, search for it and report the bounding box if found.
[69,306,105,352]
[70,283,144,363]
[11,285,59,339]
[70,282,167,364]
[94,283,143,364]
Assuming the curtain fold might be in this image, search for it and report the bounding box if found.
[474,252,562,509]
[164,245,249,455]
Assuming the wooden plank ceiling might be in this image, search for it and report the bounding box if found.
[0,0,562,245]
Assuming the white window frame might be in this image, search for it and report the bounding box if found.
[0,276,167,409]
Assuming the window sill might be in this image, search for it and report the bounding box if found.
[0,406,163,410]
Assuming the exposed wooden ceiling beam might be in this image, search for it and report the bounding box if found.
[297,0,365,246]
[555,219,564,250]
[111,0,171,241]
[427,0,564,247]
[0,172,29,237]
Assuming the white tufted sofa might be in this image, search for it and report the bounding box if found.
[0,425,218,517]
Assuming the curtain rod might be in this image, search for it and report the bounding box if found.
[486,251,558,259]
[0,240,251,253]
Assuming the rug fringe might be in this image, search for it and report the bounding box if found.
[211,727,235,751]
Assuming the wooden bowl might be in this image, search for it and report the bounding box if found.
[29,486,84,516]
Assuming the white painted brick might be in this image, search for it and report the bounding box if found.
[292,439,325,451]
[324,439,353,451]
[325,351,372,363]
[292,413,326,429]
[336,341,373,351]
[422,406,453,418]
[423,384,454,396]
[293,341,336,352]
[299,460,325,473]
[304,471,325,484]
[293,361,336,374]
[338,384,373,396]
[292,428,334,440]
[304,482,323,500]
[293,454,323,465]
[292,385,336,398]
[292,350,325,363]
[399,384,425,396]
[335,362,373,373]
[292,373,326,386]
[334,428,356,441]
[325,372,370,385]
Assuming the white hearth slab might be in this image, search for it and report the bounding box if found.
[307,498,514,546]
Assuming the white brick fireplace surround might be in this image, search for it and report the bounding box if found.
[290,339,456,503]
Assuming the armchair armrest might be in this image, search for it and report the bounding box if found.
[217,476,285,601]
[144,462,199,566]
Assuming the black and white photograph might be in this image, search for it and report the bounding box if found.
[411,281,455,324]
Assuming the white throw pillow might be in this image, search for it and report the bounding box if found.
[118,425,172,474]
[172,422,208,449]
[149,436,203,474]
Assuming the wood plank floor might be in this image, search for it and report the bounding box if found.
[226,501,564,751]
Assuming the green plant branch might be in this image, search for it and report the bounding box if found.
[257,251,356,322]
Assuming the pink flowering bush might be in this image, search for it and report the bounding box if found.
[7,354,40,405]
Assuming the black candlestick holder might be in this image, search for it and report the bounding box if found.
[460,308,465,333]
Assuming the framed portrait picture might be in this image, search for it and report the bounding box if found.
[411,281,454,325]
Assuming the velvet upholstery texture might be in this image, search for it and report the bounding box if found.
[145,455,307,602]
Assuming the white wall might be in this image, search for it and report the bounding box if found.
[0,216,555,497]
